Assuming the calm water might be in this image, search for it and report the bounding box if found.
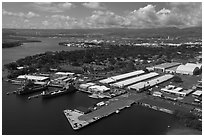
[2,38,178,135]
[2,37,81,65]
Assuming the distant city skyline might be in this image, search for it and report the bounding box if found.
[2,2,202,29]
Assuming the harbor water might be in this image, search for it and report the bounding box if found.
[2,37,188,135]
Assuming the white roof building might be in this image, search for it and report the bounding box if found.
[185,63,202,69]
[192,90,202,97]
[88,85,110,92]
[55,72,75,76]
[153,62,181,72]
[79,83,95,90]
[99,70,145,84]
[176,63,200,75]
[161,85,186,97]
[17,75,49,82]
[128,74,174,91]
[111,72,159,88]
[153,91,163,97]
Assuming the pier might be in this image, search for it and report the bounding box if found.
[63,93,145,130]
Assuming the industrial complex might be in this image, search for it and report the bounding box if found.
[6,61,202,131]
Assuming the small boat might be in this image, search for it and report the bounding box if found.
[116,110,120,113]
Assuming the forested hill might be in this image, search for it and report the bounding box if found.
[3,26,201,38]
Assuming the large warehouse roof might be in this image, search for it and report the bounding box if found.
[55,72,75,75]
[99,70,145,84]
[128,74,174,90]
[153,62,181,69]
[17,75,49,81]
[185,63,202,69]
[110,72,159,88]
[176,65,199,74]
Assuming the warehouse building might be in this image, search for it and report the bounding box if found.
[152,91,163,97]
[79,82,96,90]
[128,74,174,92]
[17,75,50,82]
[192,90,202,98]
[110,72,159,88]
[55,72,75,76]
[151,62,181,73]
[161,85,186,97]
[165,66,179,74]
[99,70,145,84]
[185,63,202,69]
[176,63,200,75]
[88,85,110,93]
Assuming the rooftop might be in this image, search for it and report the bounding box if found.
[192,90,202,96]
[153,62,181,69]
[17,75,49,81]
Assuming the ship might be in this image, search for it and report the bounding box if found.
[42,83,76,98]
[17,80,48,95]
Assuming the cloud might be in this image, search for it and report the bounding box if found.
[169,2,202,27]
[3,9,39,18]
[42,20,49,26]
[84,11,125,28]
[41,14,78,29]
[32,2,73,13]
[51,14,71,20]
[81,3,201,29]
[24,19,29,23]
[82,2,105,10]
[3,2,202,29]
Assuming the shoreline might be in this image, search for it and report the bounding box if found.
[2,67,9,79]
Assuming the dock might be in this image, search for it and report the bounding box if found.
[63,93,142,130]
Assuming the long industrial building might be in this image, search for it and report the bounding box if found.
[176,63,201,75]
[147,62,181,72]
[99,70,145,84]
[128,74,174,91]
[110,72,159,88]
[17,75,50,82]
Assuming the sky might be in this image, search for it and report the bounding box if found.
[2,2,202,29]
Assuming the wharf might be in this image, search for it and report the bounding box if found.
[64,93,145,130]
[64,110,89,130]
[64,92,200,130]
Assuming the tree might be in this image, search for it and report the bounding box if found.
[173,75,183,83]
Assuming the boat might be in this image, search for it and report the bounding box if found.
[17,80,48,95]
[42,84,76,98]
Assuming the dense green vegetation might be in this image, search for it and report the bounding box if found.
[173,110,202,131]
[2,30,41,48]
[2,41,22,48]
[173,75,183,83]
[2,27,201,39]
[4,42,201,79]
